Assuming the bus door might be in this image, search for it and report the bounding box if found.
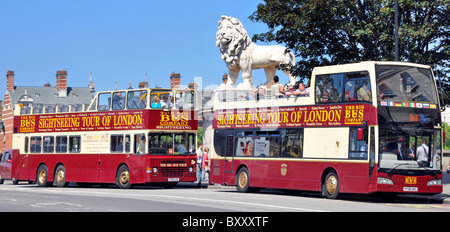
[224,131,235,173]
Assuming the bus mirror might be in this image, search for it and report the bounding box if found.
[357,128,364,141]
[443,131,446,143]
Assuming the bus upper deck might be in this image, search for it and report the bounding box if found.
[16,87,196,115]
[213,61,438,111]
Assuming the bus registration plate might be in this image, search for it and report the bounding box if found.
[403,187,418,192]
[168,178,180,182]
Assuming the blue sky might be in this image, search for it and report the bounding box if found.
[0,0,283,100]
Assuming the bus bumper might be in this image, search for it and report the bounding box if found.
[374,173,442,194]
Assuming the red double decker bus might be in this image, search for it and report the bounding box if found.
[11,88,198,189]
[210,61,443,199]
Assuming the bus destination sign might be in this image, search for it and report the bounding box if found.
[213,104,376,129]
[15,110,197,133]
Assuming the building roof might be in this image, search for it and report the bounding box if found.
[8,86,93,109]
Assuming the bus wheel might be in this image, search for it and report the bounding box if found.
[323,171,341,199]
[116,165,131,189]
[236,167,250,193]
[54,165,67,187]
[37,165,51,187]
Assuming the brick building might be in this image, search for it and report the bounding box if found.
[0,70,95,152]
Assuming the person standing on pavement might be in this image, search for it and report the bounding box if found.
[198,147,210,189]
[196,143,204,184]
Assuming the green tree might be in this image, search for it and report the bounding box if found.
[250,0,450,105]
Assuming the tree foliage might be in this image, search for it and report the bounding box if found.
[250,0,450,105]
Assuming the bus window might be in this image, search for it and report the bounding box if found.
[43,136,54,153]
[125,134,130,153]
[150,90,170,109]
[349,128,368,159]
[149,133,173,155]
[30,136,42,153]
[112,91,125,110]
[174,134,188,155]
[213,130,227,157]
[135,134,146,155]
[315,74,344,103]
[269,131,281,157]
[69,136,81,153]
[344,72,371,102]
[56,136,67,153]
[111,134,124,153]
[236,131,254,157]
[98,92,111,111]
[282,129,303,158]
[25,137,29,153]
[127,90,147,109]
[175,90,195,110]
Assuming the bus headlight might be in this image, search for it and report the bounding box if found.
[377,177,393,185]
[152,167,158,173]
[427,179,441,186]
[189,167,193,172]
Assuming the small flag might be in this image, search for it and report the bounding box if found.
[409,102,415,108]
[395,103,403,107]
[388,101,395,106]
[430,104,437,109]
[416,103,423,108]
[423,103,430,108]
[381,101,387,106]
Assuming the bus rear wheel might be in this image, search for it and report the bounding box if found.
[37,165,51,187]
[54,165,67,187]
[236,167,250,193]
[322,171,341,199]
[116,165,131,189]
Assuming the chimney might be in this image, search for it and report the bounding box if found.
[188,83,198,90]
[139,73,149,89]
[56,70,68,97]
[170,73,181,89]
[6,71,14,91]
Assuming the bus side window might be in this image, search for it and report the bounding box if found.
[235,131,254,157]
[135,134,146,155]
[24,137,29,153]
[30,136,42,153]
[213,130,227,157]
[125,134,130,153]
[349,128,368,159]
[69,136,81,153]
[98,92,111,111]
[112,91,126,110]
[282,129,303,158]
[127,90,147,109]
[56,136,67,153]
[43,136,54,153]
[111,134,124,153]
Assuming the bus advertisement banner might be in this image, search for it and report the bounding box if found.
[14,109,197,133]
[213,103,377,129]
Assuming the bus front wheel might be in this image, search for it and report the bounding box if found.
[116,165,131,189]
[322,171,341,199]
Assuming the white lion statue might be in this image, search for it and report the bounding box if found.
[216,15,297,89]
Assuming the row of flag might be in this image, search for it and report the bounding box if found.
[380,101,437,109]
